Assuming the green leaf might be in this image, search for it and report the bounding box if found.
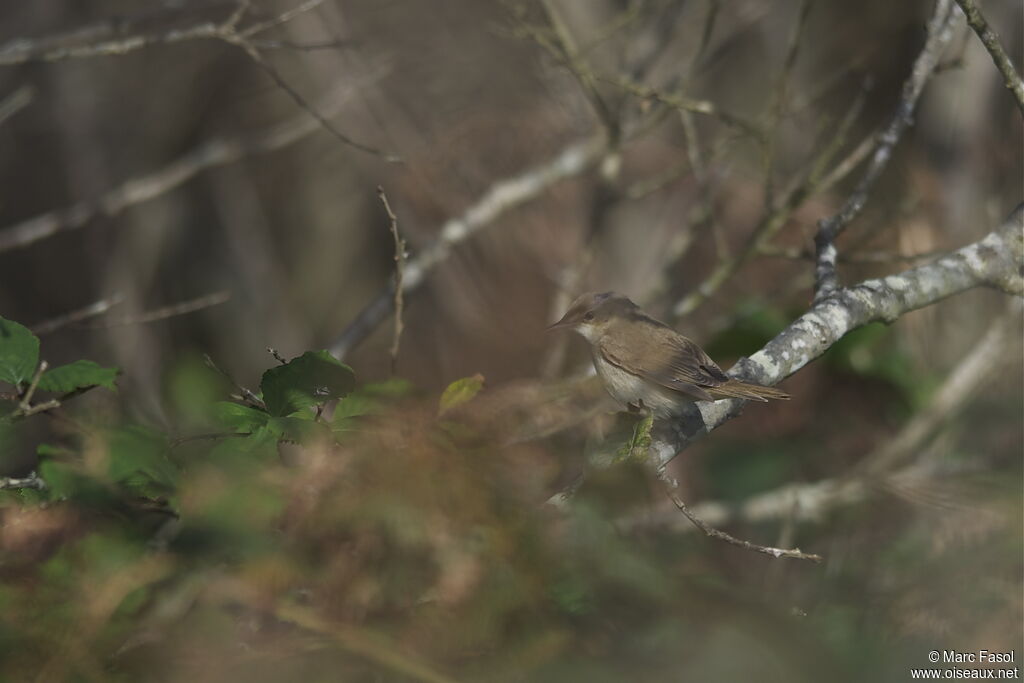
[268,416,330,443]
[259,350,355,417]
[438,373,484,417]
[38,360,118,393]
[107,426,176,495]
[214,401,269,433]
[0,317,39,386]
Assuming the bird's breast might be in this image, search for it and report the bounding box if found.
[590,348,690,418]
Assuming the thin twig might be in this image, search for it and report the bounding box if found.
[813,0,956,301]
[91,290,230,328]
[377,186,406,375]
[952,0,1024,115]
[536,0,618,138]
[17,361,48,414]
[236,43,401,163]
[665,484,823,562]
[606,76,762,138]
[204,354,265,409]
[267,347,288,365]
[31,293,126,335]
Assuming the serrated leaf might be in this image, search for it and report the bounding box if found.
[0,317,39,386]
[214,401,269,433]
[438,373,484,417]
[259,350,355,417]
[38,360,118,393]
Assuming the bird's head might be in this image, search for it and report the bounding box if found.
[547,291,637,342]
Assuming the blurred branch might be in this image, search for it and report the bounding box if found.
[329,135,608,360]
[273,602,460,683]
[606,76,762,138]
[0,472,47,491]
[537,0,617,138]
[0,85,33,126]
[649,203,1023,471]
[857,298,1021,476]
[0,76,381,254]
[671,77,872,318]
[761,0,813,209]
[0,1,396,161]
[953,0,1024,115]
[377,187,406,375]
[0,0,318,65]
[89,290,231,328]
[31,293,126,335]
[813,0,957,301]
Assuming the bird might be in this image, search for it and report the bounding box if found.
[548,291,789,418]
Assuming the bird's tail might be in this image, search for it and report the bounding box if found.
[708,379,790,402]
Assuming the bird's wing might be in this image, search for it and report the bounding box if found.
[597,333,728,402]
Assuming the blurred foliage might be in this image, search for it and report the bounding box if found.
[0,313,1019,682]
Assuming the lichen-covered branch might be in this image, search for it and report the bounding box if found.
[650,203,1024,470]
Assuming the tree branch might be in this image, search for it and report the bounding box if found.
[651,203,1023,471]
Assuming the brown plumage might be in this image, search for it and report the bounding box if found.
[549,291,788,418]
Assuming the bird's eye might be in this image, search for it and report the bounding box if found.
[582,311,595,322]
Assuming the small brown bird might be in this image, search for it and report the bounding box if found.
[548,291,788,418]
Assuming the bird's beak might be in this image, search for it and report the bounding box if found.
[546,314,575,332]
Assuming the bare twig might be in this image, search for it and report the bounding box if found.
[813,0,956,301]
[606,76,762,138]
[329,135,607,360]
[267,347,288,365]
[528,0,618,137]
[91,291,230,328]
[761,0,813,210]
[31,293,126,335]
[17,361,47,412]
[952,0,1024,115]
[0,0,318,65]
[664,484,823,562]
[236,43,400,162]
[203,354,265,410]
[377,186,406,374]
[0,74,383,254]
